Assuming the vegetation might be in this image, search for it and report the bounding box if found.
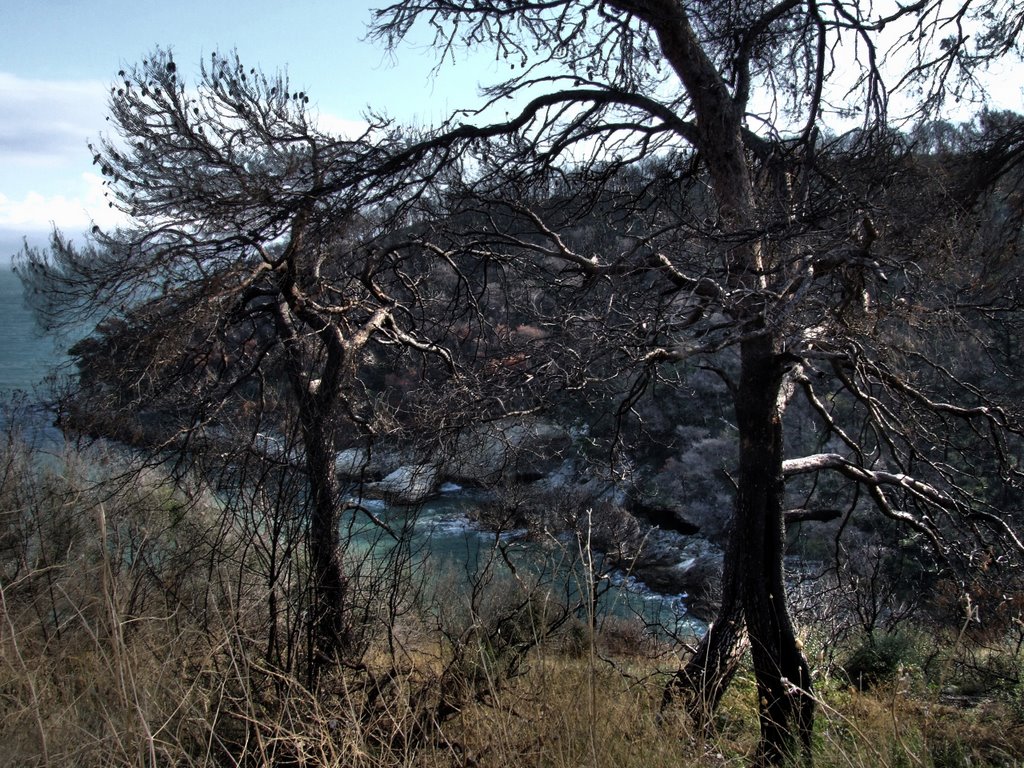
[6,0,1024,765]
[2,430,1024,767]
[365,3,1024,761]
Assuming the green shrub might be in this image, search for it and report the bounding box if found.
[842,631,918,690]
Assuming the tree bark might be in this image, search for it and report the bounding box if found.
[662,510,747,723]
[645,5,816,757]
[637,11,815,752]
[734,336,814,766]
[665,340,814,765]
[300,403,350,688]
[273,275,352,687]
[635,5,816,759]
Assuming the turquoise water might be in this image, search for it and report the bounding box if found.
[346,489,700,638]
[0,266,68,395]
[0,265,71,442]
[0,264,701,637]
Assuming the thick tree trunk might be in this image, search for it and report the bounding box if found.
[734,336,814,766]
[665,337,814,765]
[273,262,353,687]
[657,13,814,754]
[301,407,350,688]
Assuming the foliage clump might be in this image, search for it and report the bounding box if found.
[841,632,920,690]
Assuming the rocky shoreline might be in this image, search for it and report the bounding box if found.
[334,418,724,621]
[60,404,725,621]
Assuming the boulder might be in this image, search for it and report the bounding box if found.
[366,464,440,505]
[626,546,722,621]
[628,498,702,536]
[334,447,403,480]
[590,508,723,620]
[441,419,571,484]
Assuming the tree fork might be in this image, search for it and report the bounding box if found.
[663,339,814,764]
[661,521,747,726]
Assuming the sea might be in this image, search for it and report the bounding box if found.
[0,263,76,445]
[0,260,701,638]
[0,265,69,395]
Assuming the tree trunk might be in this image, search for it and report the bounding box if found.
[734,335,814,766]
[301,405,350,688]
[273,266,353,687]
[665,337,814,765]
[662,522,747,724]
[655,12,815,754]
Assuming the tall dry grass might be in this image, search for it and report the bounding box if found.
[2,432,1023,767]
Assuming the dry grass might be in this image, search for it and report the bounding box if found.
[4,568,1024,767]
[2,439,1024,767]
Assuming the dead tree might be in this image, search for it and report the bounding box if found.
[365,2,1024,762]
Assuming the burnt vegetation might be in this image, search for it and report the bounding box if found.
[7,0,1024,764]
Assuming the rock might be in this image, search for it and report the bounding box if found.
[251,432,301,464]
[442,419,571,484]
[530,459,578,493]
[334,446,407,480]
[335,447,370,477]
[631,551,722,621]
[628,498,701,536]
[592,510,723,620]
[366,464,439,505]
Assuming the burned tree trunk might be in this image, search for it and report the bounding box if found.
[734,336,814,765]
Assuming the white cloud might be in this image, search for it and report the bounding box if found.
[0,72,376,235]
[0,172,127,234]
[0,73,119,236]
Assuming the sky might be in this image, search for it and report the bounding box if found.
[0,0,497,260]
[2,2,1022,263]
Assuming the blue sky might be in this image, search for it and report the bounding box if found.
[0,1,495,258]
[3,2,1022,262]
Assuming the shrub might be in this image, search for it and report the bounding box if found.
[842,632,919,690]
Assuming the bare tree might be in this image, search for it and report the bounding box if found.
[13,6,1024,759]
[15,50,461,686]
[363,2,1024,763]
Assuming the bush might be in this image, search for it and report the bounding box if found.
[842,632,919,690]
